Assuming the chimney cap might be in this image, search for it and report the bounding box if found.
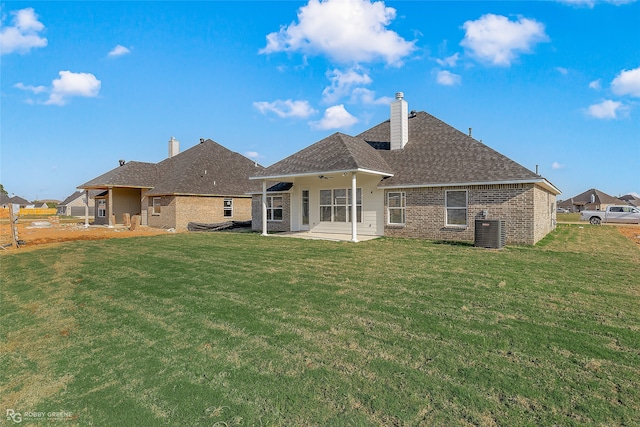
[395,92,404,100]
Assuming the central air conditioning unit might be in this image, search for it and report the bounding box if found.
[474,219,506,249]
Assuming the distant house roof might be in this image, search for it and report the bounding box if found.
[567,188,624,206]
[79,161,159,189]
[252,132,393,180]
[147,139,263,196]
[619,194,640,207]
[79,139,263,197]
[59,190,101,206]
[0,195,31,206]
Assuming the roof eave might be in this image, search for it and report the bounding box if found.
[379,178,561,194]
[250,168,394,181]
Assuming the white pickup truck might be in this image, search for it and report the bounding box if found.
[580,205,640,225]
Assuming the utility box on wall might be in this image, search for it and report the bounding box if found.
[474,219,506,249]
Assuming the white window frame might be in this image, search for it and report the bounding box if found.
[152,197,161,216]
[223,198,233,217]
[319,188,362,223]
[387,192,406,225]
[267,196,283,222]
[97,199,106,218]
[445,190,468,227]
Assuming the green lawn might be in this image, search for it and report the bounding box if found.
[1,225,639,426]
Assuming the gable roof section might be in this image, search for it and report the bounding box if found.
[252,132,393,180]
[0,195,31,205]
[79,161,158,190]
[59,190,101,206]
[358,112,557,192]
[147,139,263,196]
[568,188,624,205]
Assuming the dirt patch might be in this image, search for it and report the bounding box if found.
[1,221,173,251]
[617,225,640,247]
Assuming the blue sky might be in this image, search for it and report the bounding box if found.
[1,0,639,202]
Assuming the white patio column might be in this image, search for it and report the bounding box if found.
[261,180,268,236]
[84,190,89,227]
[351,172,358,243]
[107,187,113,227]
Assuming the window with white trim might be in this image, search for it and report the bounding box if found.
[223,198,233,217]
[152,197,161,216]
[387,192,406,225]
[445,190,467,226]
[319,188,362,222]
[97,199,106,218]
[267,196,283,221]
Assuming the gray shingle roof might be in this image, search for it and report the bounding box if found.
[59,190,101,206]
[567,188,624,205]
[79,161,159,189]
[357,111,543,188]
[146,139,263,196]
[253,132,393,178]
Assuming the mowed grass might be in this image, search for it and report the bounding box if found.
[1,225,639,426]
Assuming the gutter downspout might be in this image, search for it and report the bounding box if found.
[261,180,268,236]
[351,172,358,243]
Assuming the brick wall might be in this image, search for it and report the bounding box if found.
[383,184,555,245]
[147,196,177,229]
[146,196,252,231]
[251,194,291,233]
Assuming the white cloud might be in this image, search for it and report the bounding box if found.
[310,104,358,130]
[260,0,415,66]
[557,0,636,7]
[245,151,260,159]
[350,88,392,105]
[45,71,101,106]
[0,7,48,55]
[322,67,372,103]
[589,79,602,90]
[436,52,460,68]
[461,14,549,66]
[436,70,461,86]
[556,67,568,75]
[586,99,624,119]
[14,82,47,94]
[611,67,640,98]
[551,161,565,170]
[108,45,131,58]
[253,99,317,118]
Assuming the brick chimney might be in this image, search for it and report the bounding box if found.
[390,92,408,150]
[168,136,180,158]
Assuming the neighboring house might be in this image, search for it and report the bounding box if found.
[57,191,97,217]
[79,138,264,230]
[0,195,31,209]
[251,93,560,245]
[558,189,625,212]
[619,194,640,207]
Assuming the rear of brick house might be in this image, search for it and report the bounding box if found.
[80,138,263,230]
[251,93,560,245]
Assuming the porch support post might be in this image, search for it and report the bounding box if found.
[351,172,358,243]
[84,190,89,227]
[261,180,268,236]
[107,187,113,227]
